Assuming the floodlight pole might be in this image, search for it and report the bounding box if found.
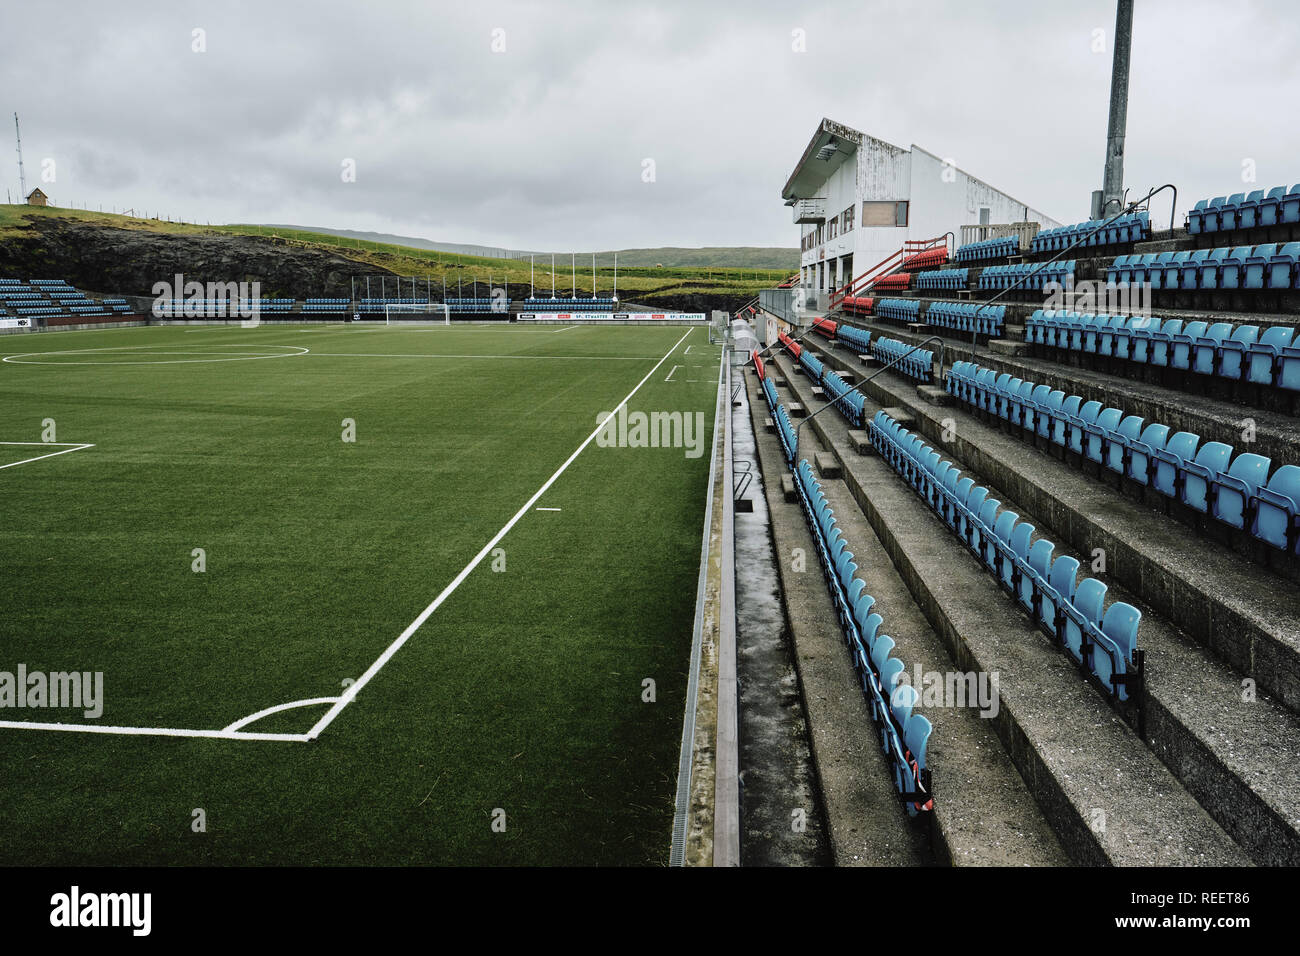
[1095,0,1133,217]
[614,253,618,299]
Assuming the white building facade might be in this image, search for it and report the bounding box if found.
[782,118,1061,309]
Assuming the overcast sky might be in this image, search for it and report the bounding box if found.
[2,0,1297,251]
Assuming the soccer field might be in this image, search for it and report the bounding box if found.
[0,323,721,865]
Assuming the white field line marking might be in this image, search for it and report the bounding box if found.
[305,327,694,741]
[664,364,680,381]
[550,325,580,334]
[3,345,309,366]
[0,718,310,742]
[534,507,562,511]
[222,696,341,733]
[298,352,660,362]
[685,345,692,354]
[0,442,95,470]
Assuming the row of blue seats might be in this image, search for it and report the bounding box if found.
[1188,187,1300,235]
[979,260,1075,291]
[447,303,506,314]
[869,409,1142,700]
[955,236,1019,263]
[527,297,617,304]
[1031,212,1149,253]
[926,301,1006,336]
[1109,244,1300,291]
[306,298,349,304]
[755,356,933,812]
[947,362,1300,553]
[798,347,824,383]
[837,323,872,355]
[1024,310,1300,390]
[915,268,968,291]
[822,368,865,427]
[523,301,611,311]
[872,336,934,383]
[793,458,933,812]
[15,306,68,316]
[762,374,799,466]
[876,298,921,322]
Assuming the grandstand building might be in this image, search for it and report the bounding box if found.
[783,118,1059,308]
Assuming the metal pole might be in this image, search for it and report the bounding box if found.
[551,254,555,297]
[614,252,618,299]
[1099,0,1133,218]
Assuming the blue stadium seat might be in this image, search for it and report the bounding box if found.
[1063,577,1106,663]
[1253,464,1300,551]
[1259,186,1288,227]
[1216,324,1259,379]
[1180,441,1234,513]
[1283,185,1300,224]
[1212,453,1271,529]
[1246,326,1295,385]
[1266,242,1300,288]
[1128,423,1169,486]
[1244,243,1278,289]
[1093,603,1140,701]
[1153,431,1200,499]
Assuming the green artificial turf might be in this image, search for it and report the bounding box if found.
[0,322,721,865]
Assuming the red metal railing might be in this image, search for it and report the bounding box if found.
[828,234,951,312]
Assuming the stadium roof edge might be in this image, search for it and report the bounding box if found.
[781,118,906,202]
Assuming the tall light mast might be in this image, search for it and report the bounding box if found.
[14,113,27,200]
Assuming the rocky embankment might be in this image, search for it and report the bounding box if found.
[0,218,395,299]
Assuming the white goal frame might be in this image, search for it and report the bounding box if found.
[385,303,451,326]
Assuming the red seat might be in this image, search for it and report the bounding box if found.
[873,272,913,291]
[903,248,949,270]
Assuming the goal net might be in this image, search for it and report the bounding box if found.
[385,303,451,326]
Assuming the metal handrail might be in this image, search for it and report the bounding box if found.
[830,234,950,311]
[961,183,1179,362]
[793,334,946,450]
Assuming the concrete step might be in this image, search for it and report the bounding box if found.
[745,373,1071,866]
[779,348,1300,865]
[770,354,1255,865]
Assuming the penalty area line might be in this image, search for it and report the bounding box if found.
[304,327,694,741]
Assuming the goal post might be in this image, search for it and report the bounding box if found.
[385,303,451,326]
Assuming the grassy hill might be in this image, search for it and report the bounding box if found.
[250,225,798,272]
[0,206,793,309]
